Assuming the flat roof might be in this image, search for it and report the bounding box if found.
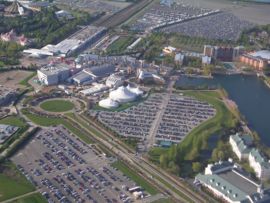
[219,170,258,195]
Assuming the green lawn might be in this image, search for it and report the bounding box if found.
[107,36,135,54]
[111,160,158,195]
[0,116,26,127]
[0,162,35,201]
[22,109,93,144]
[0,116,29,153]
[11,193,47,203]
[40,100,74,112]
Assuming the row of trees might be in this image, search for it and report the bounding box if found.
[0,41,23,66]
[0,7,96,48]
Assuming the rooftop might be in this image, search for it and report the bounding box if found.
[250,50,270,60]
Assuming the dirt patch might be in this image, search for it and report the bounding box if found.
[0,70,33,89]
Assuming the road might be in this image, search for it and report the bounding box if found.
[146,79,176,150]
[0,190,40,203]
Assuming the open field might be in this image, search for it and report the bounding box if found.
[0,162,35,202]
[111,160,158,195]
[0,116,26,128]
[179,0,270,25]
[0,71,33,89]
[106,36,135,54]
[11,193,47,203]
[40,100,74,112]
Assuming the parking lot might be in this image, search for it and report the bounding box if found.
[160,12,254,41]
[131,2,215,32]
[96,93,216,144]
[12,126,141,203]
[155,94,216,143]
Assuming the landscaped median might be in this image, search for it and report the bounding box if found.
[21,109,93,144]
[111,160,158,195]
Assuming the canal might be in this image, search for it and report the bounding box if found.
[176,74,270,146]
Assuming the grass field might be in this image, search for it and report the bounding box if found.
[40,100,74,112]
[22,109,93,144]
[11,193,47,203]
[0,116,26,127]
[0,116,29,153]
[106,36,135,54]
[0,162,35,201]
[111,160,158,195]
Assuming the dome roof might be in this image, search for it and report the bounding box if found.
[109,86,137,103]
[99,98,119,109]
[127,85,143,96]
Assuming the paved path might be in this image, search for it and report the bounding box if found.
[0,190,40,203]
[146,79,176,150]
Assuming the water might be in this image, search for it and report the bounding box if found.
[176,74,270,146]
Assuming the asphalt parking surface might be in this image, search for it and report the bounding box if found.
[12,126,140,203]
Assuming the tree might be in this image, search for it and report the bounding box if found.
[192,162,202,173]
[211,148,219,161]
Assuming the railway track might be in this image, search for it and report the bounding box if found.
[94,0,154,28]
[76,114,208,203]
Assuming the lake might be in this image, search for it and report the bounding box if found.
[176,74,270,146]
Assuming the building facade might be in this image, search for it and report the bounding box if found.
[229,133,252,160]
[249,148,270,180]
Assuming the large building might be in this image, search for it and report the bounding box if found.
[239,50,270,71]
[229,133,253,160]
[24,26,107,57]
[204,45,244,62]
[99,98,119,109]
[109,86,137,103]
[195,161,270,203]
[105,74,123,88]
[229,133,270,180]
[70,64,116,85]
[37,64,70,85]
[249,149,270,180]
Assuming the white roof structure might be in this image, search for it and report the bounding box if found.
[79,84,108,96]
[250,50,270,60]
[99,98,119,109]
[127,85,143,96]
[109,86,137,103]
